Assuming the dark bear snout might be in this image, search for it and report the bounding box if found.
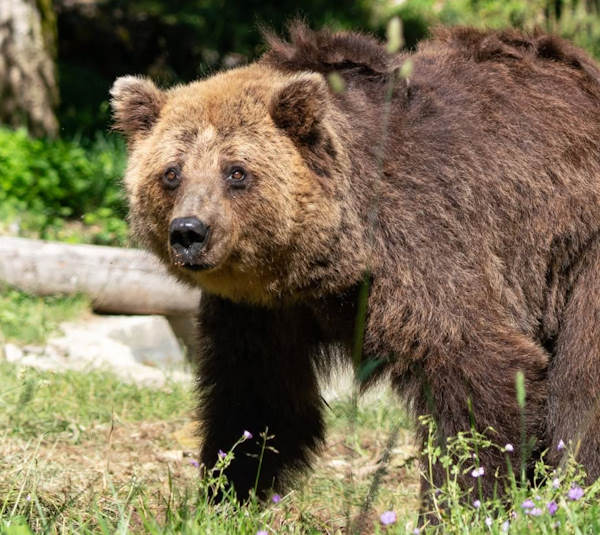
[169,217,210,260]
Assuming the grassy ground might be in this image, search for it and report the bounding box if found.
[1,288,599,534]
[0,360,420,534]
[0,285,90,346]
[0,287,421,533]
[1,357,600,535]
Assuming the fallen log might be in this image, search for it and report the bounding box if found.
[0,237,201,316]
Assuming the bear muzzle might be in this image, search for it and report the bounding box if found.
[169,216,212,271]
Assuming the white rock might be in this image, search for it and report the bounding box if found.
[101,315,185,367]
[53,315,185,369]
[20,353,67,372]
[328,459,350,469]
[2,314,193,388]
[22,345,45,355]
[4,343,23,362]
[156,450,184,463]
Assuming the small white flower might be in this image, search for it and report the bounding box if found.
[485,517,493,527]
[471,466,485,478]
[504,443,514,453]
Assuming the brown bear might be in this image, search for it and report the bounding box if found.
[110,23,600,509]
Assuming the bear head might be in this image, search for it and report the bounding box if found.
[111,65,368,305]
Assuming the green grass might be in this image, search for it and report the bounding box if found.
[0,288,597,534]
[0,353,598,534]
[0,357,418,534]
[0,285,90,345]
[0,360,197,534]
[0,361,193,441]
[0,285,90,346]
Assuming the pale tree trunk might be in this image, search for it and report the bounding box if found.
[0,0,58,137]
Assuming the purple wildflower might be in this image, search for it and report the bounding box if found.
[528,508,543,517]
[557,439,566,451]
[521,499,535,509]
[471,466,485,478]
[380,511,397,526]
[271,494,281,504]
[243,430,253,440]
[256,531,268,535]
[504,443,514,453]
[485,517,492,527]
[567,485,584,501]
[412,529,420,535]
[218,450,226,460]
[26,494,31,502]
[547,501,558,515]
[189,459,199,468]
[501,520,510,532]
[473,500,481,509]
[552,478,561,489]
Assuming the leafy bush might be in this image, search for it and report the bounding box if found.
[0,127,129,245]
[387,0,600,58]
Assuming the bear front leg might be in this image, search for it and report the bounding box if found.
[548,239,600,481]
[196,294,325,500]
[410,323,548,510]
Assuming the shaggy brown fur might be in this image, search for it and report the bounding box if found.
[111,24,600,514]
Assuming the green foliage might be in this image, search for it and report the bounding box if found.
[547,0,600,59]
[388,0,600,58]
[0,128,129,246]
[0,285,89,345]
[0,360,192,441]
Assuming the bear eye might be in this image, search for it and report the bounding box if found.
[223,163,252,190]
[228,167,246,182]
[162,166,181,190]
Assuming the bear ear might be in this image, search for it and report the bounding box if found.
[269,73,329,143]
[110,76,165,142]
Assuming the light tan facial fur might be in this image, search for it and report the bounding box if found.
[111,65,361,304]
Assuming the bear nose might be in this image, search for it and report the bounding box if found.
[169,217,210,250]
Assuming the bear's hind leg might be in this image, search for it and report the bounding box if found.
[407,322,548,514]
[548,239,600,481]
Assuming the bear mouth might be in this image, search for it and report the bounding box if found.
[181,261,214,271]
[170,243,215,272]
[171,251,215,272]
